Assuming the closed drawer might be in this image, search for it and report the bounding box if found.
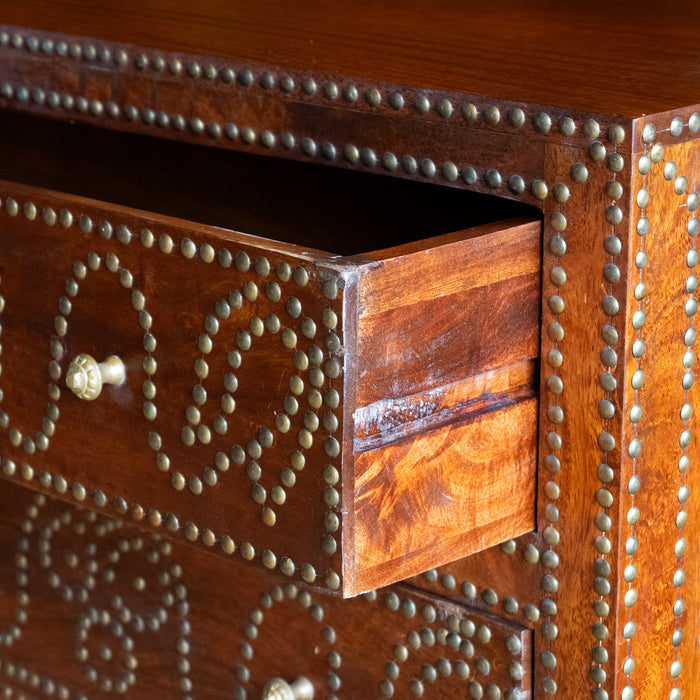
[0,120,540,596]
[0,480,532,699]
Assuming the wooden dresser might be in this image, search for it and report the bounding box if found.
[0,1,697,698]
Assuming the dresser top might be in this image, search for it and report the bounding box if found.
[3,0,699,118]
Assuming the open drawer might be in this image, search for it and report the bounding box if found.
[0,116,540,596]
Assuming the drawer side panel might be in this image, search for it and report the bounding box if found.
[352,398,538,594]
[356,217,541,411]
[349,217,541,593]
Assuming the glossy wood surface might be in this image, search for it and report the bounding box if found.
[349,218,540,591]
[617,135,700,698]
[0,24,588,214]
[0,179,349,589]
[353,400,537,593]
[357,219,540,411]
[0,0,699,116]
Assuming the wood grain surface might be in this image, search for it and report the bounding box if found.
[356,218,540,410]
[0,0,698,116]
[352,399,537,594]
[349,217,540,593]
[615,135,700,699]
[0,179,351,592]
[2,2,700,696]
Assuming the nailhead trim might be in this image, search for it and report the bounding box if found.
[657,126,699,698]
[622,114,700,698]
[422,561,539,627]
[0,78,582,209]
[0,493,192,699]
[540,158,574,698]
[373,590,527,699]
[234,583,339,700]
[590,130,624,699]
[0,24,629,228]
[0,27,621,140]
[7,28,681,691]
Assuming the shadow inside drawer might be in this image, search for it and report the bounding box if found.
[0,111,540,255]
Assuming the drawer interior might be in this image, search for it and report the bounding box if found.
[0,111,540,254]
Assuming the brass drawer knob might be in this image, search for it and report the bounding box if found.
[65,354,126,401]
[261,677,314,700]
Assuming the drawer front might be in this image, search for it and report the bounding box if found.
[0,179,539,595]
[0,480,532,699]
[0,181,349,594]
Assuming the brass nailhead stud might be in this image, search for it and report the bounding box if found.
[508,108,525,127]
[483,105,500,125]
[559,117,576,136]
[583,119,600,139]
[533,112,552,133]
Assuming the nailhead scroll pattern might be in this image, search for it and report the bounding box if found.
[0,492,193,699]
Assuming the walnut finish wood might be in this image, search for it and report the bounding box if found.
[0,179,348,587]
[0,178,540,597]
[357,218,540,412]
[347,217,540,591]
[0,480,532,700]
[0,0,698,116]
[0,3,699,698]
[0,19,640,229]
[616,134,700,699]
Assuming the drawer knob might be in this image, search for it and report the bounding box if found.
[65,354,126,401]
[261,677,314,700]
